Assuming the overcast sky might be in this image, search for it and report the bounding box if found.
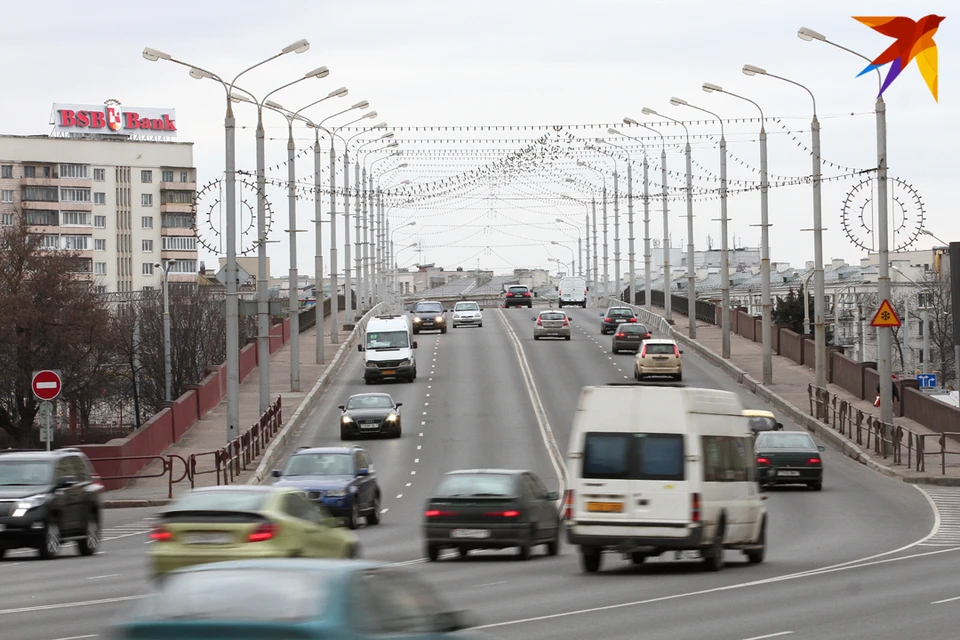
[3,0,955,279]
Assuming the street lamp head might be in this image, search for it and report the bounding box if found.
[607,128,621,135]
[555,217,564,222]
[379,132,394,140]
[282,39,311,55]
[640,107,657,116]
[142,47,171,62]
[189,67,215,80]
[397,163,408,168]
[386,141,399,148]
[230,94,254,104]
[702,82,722,94]
[565,177,575,182]
[623,116,639,126]
[585,144,597,151]
[363,110,378,119]
[669,97,688,107]
[576,160,586,167]
[406,221,416,228]
[742,64,767,77]
[797,27,826,42]
[153,262,161,269]
[550,241,560,246]
[305,66,329,79]
[328,86,349,98]
[351,100,370,110]
[265,99,284,110]
[369,122,388,129]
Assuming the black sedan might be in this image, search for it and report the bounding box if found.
[339,393,402,439]
[755,431,825,490]
[422,469,561,561]
[600,307,638,334]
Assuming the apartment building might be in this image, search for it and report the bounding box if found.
[0,133,196,293]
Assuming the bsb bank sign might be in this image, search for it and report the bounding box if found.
[50,100,177,139]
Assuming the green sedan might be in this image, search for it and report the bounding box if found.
[148,485,360,577]
[755,431,826,491]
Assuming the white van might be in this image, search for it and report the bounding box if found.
[557,276,587,308]
[357,315,418,383]
[564,384,767,573]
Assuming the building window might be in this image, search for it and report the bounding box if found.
[94,215,106,228]
[162,191,193,204]
[23,166,35,178]
[142,285,155,292]
[61,211,91,226]
[25,210,58,225]
[141,170,153,183]
[168,259,197,273]
[94,192,106,205]
[95,238,106,251]
[141,193,153,207]
[162,214,195,229]
[1,213,13,226]
[142,239,153,252]
[142,262,154,276]
[60,188,91,203]
[63,235,90,251]
[180,171,189,183]
[59,164,89,179]
[42,235,60,250]
[1,165,12,179]
[23,187,58,202]
[94,168,105,181]
[141,216,153,229]
[0,190,12,203]
[162,170,174,182]
[94,262,107,275]
[162,236,197,251]
[94,285,106,294]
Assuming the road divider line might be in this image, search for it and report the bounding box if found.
[0,595,146,616]
[743,633,793,640]
[497,309,566,493]
[931,594,960,604]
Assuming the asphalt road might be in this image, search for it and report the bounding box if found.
[0,304,948,640]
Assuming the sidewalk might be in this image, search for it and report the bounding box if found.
[104,320,355,503]
[652,311,960,485]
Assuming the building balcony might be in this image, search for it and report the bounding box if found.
[160,250,198,260]
[160,202,194,214]
[20,177,60,187]
[160,226,195,236]
[160,181,197,191]
[20,200,61,210]
[59,202,94,211]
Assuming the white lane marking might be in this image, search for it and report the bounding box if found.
[428,385,432,389]
[417,445,422,450]
[419,433,423,437]
[473,581,507,588]
[406,483,412,487]
[396,494,403,499]
[421,421,426,426]
[415,458,419,463]
[86,574,119,580]
[424,402,429,406]
[932,594,960,604]
[743,633,793,640]
[422,411,427,415]
[426,393,431,397]
[380,508,389,514]
[411,470,416,475]
[50,636,99,640]
[471,546,960,631]
[0,595,146,616]
[497,310,566,491]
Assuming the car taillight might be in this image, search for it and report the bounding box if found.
[808,458,821,465]
[640,345,647,358]
[674,345,681,357]
[564,490,574,520]
[563,318,569,326]
[149,525,173,542]
[506,292,513,297]
[604,317,612,323]
[645,333,651,339]
[425,509,458,517]
[248,522,278,542]
[537,317,543,326]
[485,510,520,517]
[691,493,701,523]
[629,318,637,323]
[756,457,770,465]
[616,332,625,337]
[523,292,531,297]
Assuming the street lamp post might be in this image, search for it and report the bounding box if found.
[702,83,772,382]
[143,38,311,441]
[612,126,653,312]
[363,144,400,307]
[588,145,621,298]
[155,260,172,403]
[354,132,394,311]
[348,124,388,317]
[555,218,582,276]
[577,161,607,300]
[602,132,643,308]
[562,189,593,304]
[551,240,576,276]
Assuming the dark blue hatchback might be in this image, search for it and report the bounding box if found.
[272,446,381,530]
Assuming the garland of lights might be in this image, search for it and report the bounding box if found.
[194,177,274,257]
[841,177,925,253]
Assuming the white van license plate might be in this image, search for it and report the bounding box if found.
[586,501,623,513]
[451,529,490,539]
[778,470,800,476]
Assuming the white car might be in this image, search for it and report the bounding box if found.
[452,301,483,328]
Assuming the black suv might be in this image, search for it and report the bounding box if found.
[0,449,103,559]
[504,285,533,308]
[600,306,638,334]
[411,300,447,334]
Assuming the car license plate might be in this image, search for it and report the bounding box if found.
[586,501,623,513]
[184,532,233,545]
[360,422,380,430]
[451,529,490,539]
[382,369,397,375]
[778,470,800,477]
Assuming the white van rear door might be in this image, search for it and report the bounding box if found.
[578,432,689,525]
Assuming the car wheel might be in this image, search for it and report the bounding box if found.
[347,503,360,530]
[441,327,447,334]
[534,335,540,340]
[612,347,618,354]
[675,373,683,381]
[565,335,571,340]
[702,521,725,572]
[580,548,602,573]
[546,532,560,556]
[340,428,351,440]
[809,481,823,491]
[478,322,483,327]
[518,533,533,561]
[367,494,381,525]
[634,369,641,381]
[38,521,61,560]
[364,378,373,385]
[630,552,646,565]
[458,546,469,558]
[426,544,440,562]
[745,517,766,564]
[77,513,100,556]
[393,423,402,438]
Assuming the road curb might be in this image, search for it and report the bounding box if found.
[102,498,171,509]
[246,303,385,485]
[616,299,960,487]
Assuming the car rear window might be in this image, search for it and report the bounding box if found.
[747,417,778,432]
[508,286,528,293]
[756,432,816,450]
[170,490,267,512]
[141,568,328,621]
[540,312,565,320]
[619,324,648,334]
[582,433,685,481]
[608,309,633,316]
[435,473,516,497]
[644,343,677,355]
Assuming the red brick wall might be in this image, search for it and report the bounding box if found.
[239,343,257,383]
[171,390,199,441]
[196,369,221,418]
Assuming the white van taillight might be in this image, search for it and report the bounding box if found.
[691,493,701,523]
[563,490,574,520]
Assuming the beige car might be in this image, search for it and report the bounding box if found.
[634,338,683,380]
[533,310,571,340]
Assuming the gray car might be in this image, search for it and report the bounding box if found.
[533,310,571,340]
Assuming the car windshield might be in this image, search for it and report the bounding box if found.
[415,303,443,314]
[455,302,479,311]
[170,490,267,512]
[139,568,328,621]
[748,417,778,432]
[645,343,677,355]
[756,433,816,450]
[435,473,515,497]
[608,309,633,317]
[618,324,648,334]
[366,331,409,349]
[347,395,394,410]
[0,460,52,486]
[582,432,685,481]
[540,312,565,321]
[284,453,354,477]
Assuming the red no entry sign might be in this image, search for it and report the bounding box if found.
[32,370,62,401]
